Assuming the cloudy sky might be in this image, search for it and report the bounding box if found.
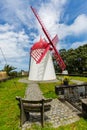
[0,0,87,71]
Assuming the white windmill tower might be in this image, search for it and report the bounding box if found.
[29,37,57,81]
[28,7,66,81]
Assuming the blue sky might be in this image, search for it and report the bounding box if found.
[0,0,87,71]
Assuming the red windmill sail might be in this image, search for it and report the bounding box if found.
[30,37,50,63]
[31,6,66,71]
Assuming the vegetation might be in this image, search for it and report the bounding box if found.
[70,76,87,82]
[0,76,87,130]
[54,44,87,74]
[3,64,16,76]
[57,75,87,83]
[39,82,60,98]
[62,76,70,85]
[0,78,27,130]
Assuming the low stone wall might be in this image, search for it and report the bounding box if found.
[0,71,8,80]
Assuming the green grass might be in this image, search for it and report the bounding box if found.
[39,82,59,98]
[70,76,87,82]
[0,76,87,130]
[56,75,87,84]
[0,78,27,130]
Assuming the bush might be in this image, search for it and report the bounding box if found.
[63,76,70,85]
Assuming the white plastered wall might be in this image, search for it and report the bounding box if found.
[29,51,56,81]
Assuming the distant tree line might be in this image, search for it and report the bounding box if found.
[53,44,87,74]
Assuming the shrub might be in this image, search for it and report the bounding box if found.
[63,76,70,85]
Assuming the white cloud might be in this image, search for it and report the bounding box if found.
[0,24,30,70]
[0,0,34,29]
[51,14,87,40]
[34,1,87,41]
[71,41,87,49]
[31,0,87,51]
[0,30,29,58]
[31,0,68,51]
[35,0,67,39]
[70,14,87,35]
[0,24,14,32]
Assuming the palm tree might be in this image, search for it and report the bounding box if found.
[3,64,16,76]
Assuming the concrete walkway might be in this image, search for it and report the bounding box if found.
[19,78,81,129]
[71,79,84,85]
[24,83,44,100]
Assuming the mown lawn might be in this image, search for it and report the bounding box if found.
[70,76,87,82]
[0,76,87,130]
[57,75,87,83]
[39,82,59,98]
[0,78,27,130]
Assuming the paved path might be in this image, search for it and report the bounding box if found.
[24,83,44,100]
[71,79,84,85]
[19,78,80,129]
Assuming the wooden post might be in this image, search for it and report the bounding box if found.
[41,99,44,127]
[85,86,87,98]
[20,98,27,127]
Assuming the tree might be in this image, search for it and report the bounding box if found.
[53,44,87,74]
[3,64,16,76]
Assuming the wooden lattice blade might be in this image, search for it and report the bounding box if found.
[31,6,66,70]
[30,45,50,64]
[52,34,58,46]
[37,45,50,63]
[53,52,66,71]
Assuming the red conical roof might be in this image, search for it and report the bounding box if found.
[31,37,48,50]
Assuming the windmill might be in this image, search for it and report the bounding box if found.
[29,6,66,81]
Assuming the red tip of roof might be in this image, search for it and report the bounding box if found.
[31,37,49,50]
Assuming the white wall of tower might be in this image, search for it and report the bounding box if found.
[29,51,56,81]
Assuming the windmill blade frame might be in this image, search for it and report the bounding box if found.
[31,6,66,71]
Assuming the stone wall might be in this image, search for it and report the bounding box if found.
[0,71,8,80]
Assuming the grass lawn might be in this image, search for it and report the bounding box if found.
[39,82,59,98]
[0,76,87,130]
[69,76,87,82]
[0,78,27,130]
